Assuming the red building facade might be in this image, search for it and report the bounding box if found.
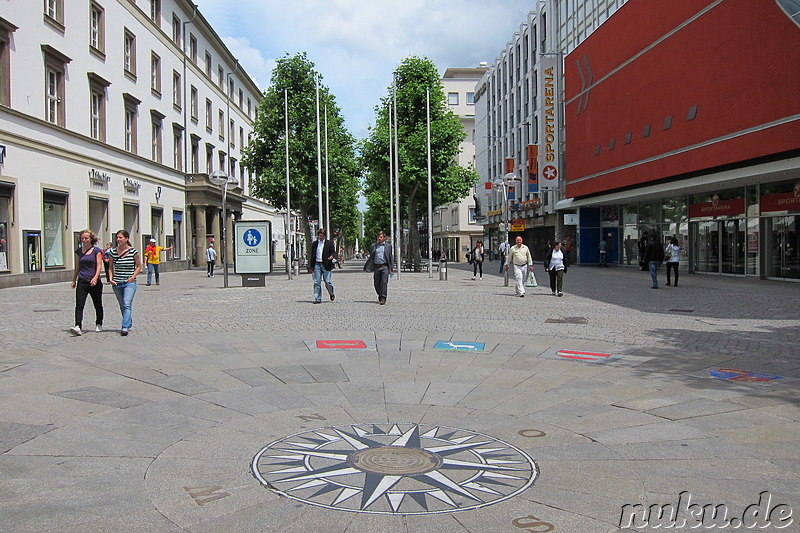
[562,0,800,280]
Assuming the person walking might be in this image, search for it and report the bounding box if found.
[206,242,217,277]
[363,230,394,305]
[108,229,142,336]
[544,240,569,296]
[69,229,104,336]
[563,236,574,264]
[471,241,485,280]
[643,234,665,288]
[504,236,534,297]
[598,237,608,267]
[498,240,509,274]
[309,228,336,304]
[143,238,174,286]
[664,236,681,286]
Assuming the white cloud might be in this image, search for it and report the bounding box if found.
[192,0,532,138]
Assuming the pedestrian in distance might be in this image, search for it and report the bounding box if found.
[143,238,174,286]
[638,231,649,270]
[363,230,394,305]
[309,228,336,304]
[471,241,485,280]
[504,236,534,297]
[563,236,574,264]
[664,236,681,286]
[206,242,217,277]
[108,229,142,336]
[643,234,665,288]
[598,237,608,267]
[498,240,509,274]
[69,229,104,336]
[544,240,569,296]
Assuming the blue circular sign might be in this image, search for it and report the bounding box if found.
[243,229,262,247]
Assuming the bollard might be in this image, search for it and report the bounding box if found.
[293,260,299,277]
[439,260,448,281]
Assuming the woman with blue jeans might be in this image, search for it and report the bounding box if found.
[108,230,142,336]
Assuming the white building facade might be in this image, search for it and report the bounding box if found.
[474,0,628,261]
[0,0,284,288]
[433,67,486,263]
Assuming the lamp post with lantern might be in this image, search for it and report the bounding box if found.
[209,170,238,288]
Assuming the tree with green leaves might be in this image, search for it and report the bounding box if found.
[361,56,478,270]
[243,52,360,258]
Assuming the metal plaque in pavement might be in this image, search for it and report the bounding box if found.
[252,423,538,515]
[538,347,622,364]
[434,341,485,351]
[304,340,375,351]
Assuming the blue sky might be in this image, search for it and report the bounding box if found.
[191,0,533,140]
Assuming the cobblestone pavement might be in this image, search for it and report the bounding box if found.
[1,262,798,532]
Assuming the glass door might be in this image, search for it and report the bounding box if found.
[721,219,745,274]
[765,216,800,280]
[692,220,719,273]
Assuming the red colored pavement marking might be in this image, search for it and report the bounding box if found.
[557,350,611,361]
[316,340,367,349]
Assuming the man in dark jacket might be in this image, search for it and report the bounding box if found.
[363,230,394,305]
[309,228,336,303]
[643,235,665,288]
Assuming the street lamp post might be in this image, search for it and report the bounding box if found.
[493,172,520,286]
[210,170,238,288]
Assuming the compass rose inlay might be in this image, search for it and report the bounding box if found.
[251,423,538,515]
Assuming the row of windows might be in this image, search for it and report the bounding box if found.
[447,92,476,106]
[46,1,254,119]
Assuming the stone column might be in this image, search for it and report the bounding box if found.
[194,205,207,267]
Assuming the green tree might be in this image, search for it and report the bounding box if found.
[362,56,478,269]
[243,52,360,258]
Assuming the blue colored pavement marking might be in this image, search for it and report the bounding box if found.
[434,341,485,351]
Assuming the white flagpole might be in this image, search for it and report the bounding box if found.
[315,74,323,230]
[388,95,394,258]
[285,89,292,280]
[427,88,433,278]
[324,103,330,234]
[393,79,401,280]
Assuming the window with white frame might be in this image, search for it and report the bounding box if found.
[171,14,181,47]
[123,93,139,153]
[150,52,160,94]
[218,110,224,141]
[228,78,234,99]
[467,92,475,105]
[448,92,459,105]
[229,118,235,148]
[0,19,13,107]
[247,97,252,117]
[173,126,183,171]
[205,51,212,77]
[172,70,181,108]
[150,0,160,26]
[217,66,223,89]
[238,88,243,108]
[151,114,163,163]
[206,144,213,173]
[89,2,105,55]
[190,85,198,121]
[42,45,70,126]
[190,136,199,173]
[189,34,197,63]
[45,0,64,27]
[123,29,136,77]
[88,73,109,142]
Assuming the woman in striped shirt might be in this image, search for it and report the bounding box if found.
[108,229,142,336]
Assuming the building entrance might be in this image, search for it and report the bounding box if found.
[765,215,799,280]
[692,219,745,275]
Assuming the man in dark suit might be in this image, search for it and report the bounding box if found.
[363,230,394,305]
[309,228,336,303]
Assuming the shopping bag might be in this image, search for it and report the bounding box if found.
[525,271,537,287]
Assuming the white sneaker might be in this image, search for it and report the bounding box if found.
[95,325,102,333]
[70,326,82,336]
